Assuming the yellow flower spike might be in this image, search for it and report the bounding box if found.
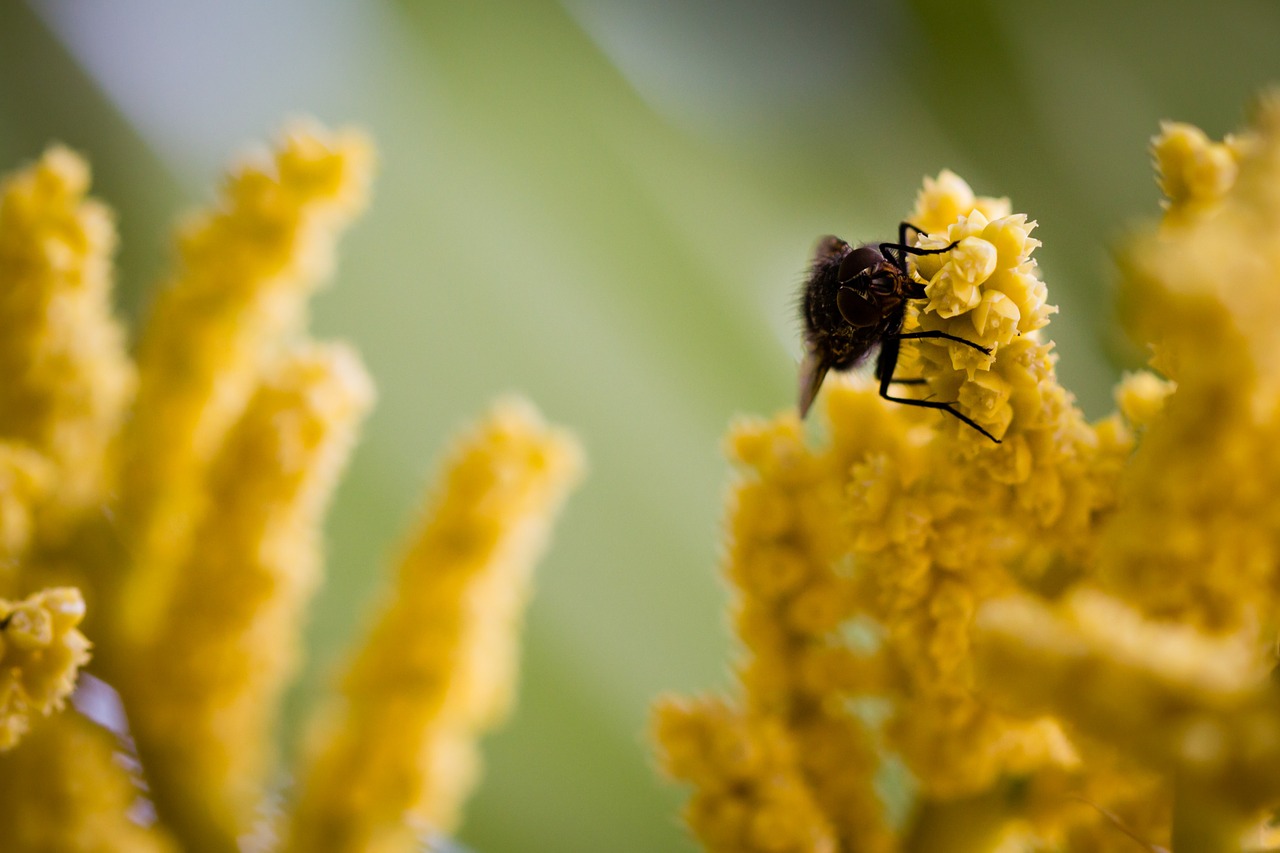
[284,398,583,853]
[117,123,375,645]
[0,146,134,536]
[1106,96,1280,633]
[661,400,898,850]
[0,711,177,852]
[0,587,90,750]
[732,404,901,845]
[120,344,374,849]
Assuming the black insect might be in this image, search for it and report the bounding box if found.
[798,221,1000,443]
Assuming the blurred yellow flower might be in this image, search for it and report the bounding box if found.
[0,125,582,851]
[0,587,89,750]
[287,398,583,852]
[655,95,1280,852]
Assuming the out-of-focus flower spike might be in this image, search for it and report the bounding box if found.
[282,398,583,852]
[974,590,1280,847]
[116,123,375,645]
[0,146,134,538]
[120,344,374,849]
[1108,94,1280,633]
[0,587,91,750]
[0,711,177,852]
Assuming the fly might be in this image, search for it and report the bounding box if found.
[797,222,1000,443]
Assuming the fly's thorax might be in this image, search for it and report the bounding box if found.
[802,239,909,359]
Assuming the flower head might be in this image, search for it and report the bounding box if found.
[656,95,1280,852]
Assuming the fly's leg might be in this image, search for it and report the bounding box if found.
[880,221,957,275]
[875,335,1001,443]
[895,330,991,355]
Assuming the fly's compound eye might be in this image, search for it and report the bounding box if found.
[837,286,881,328]
[838,247,883,283]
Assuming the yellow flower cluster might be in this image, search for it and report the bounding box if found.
[656,168,1129,848]
[654,410,891,851]
[653,696,838,852]
[905,170,1059,443]
[0,126,582,852]
[0,588,89,750]
[657,97,1280,852]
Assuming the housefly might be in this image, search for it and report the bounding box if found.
[797,222,1000,443]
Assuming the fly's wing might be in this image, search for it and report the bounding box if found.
[797,348,829,418]
[812,235,850,263]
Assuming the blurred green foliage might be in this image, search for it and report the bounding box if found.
[1,1,1276,849]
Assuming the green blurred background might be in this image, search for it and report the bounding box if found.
[1,1,1276,850]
